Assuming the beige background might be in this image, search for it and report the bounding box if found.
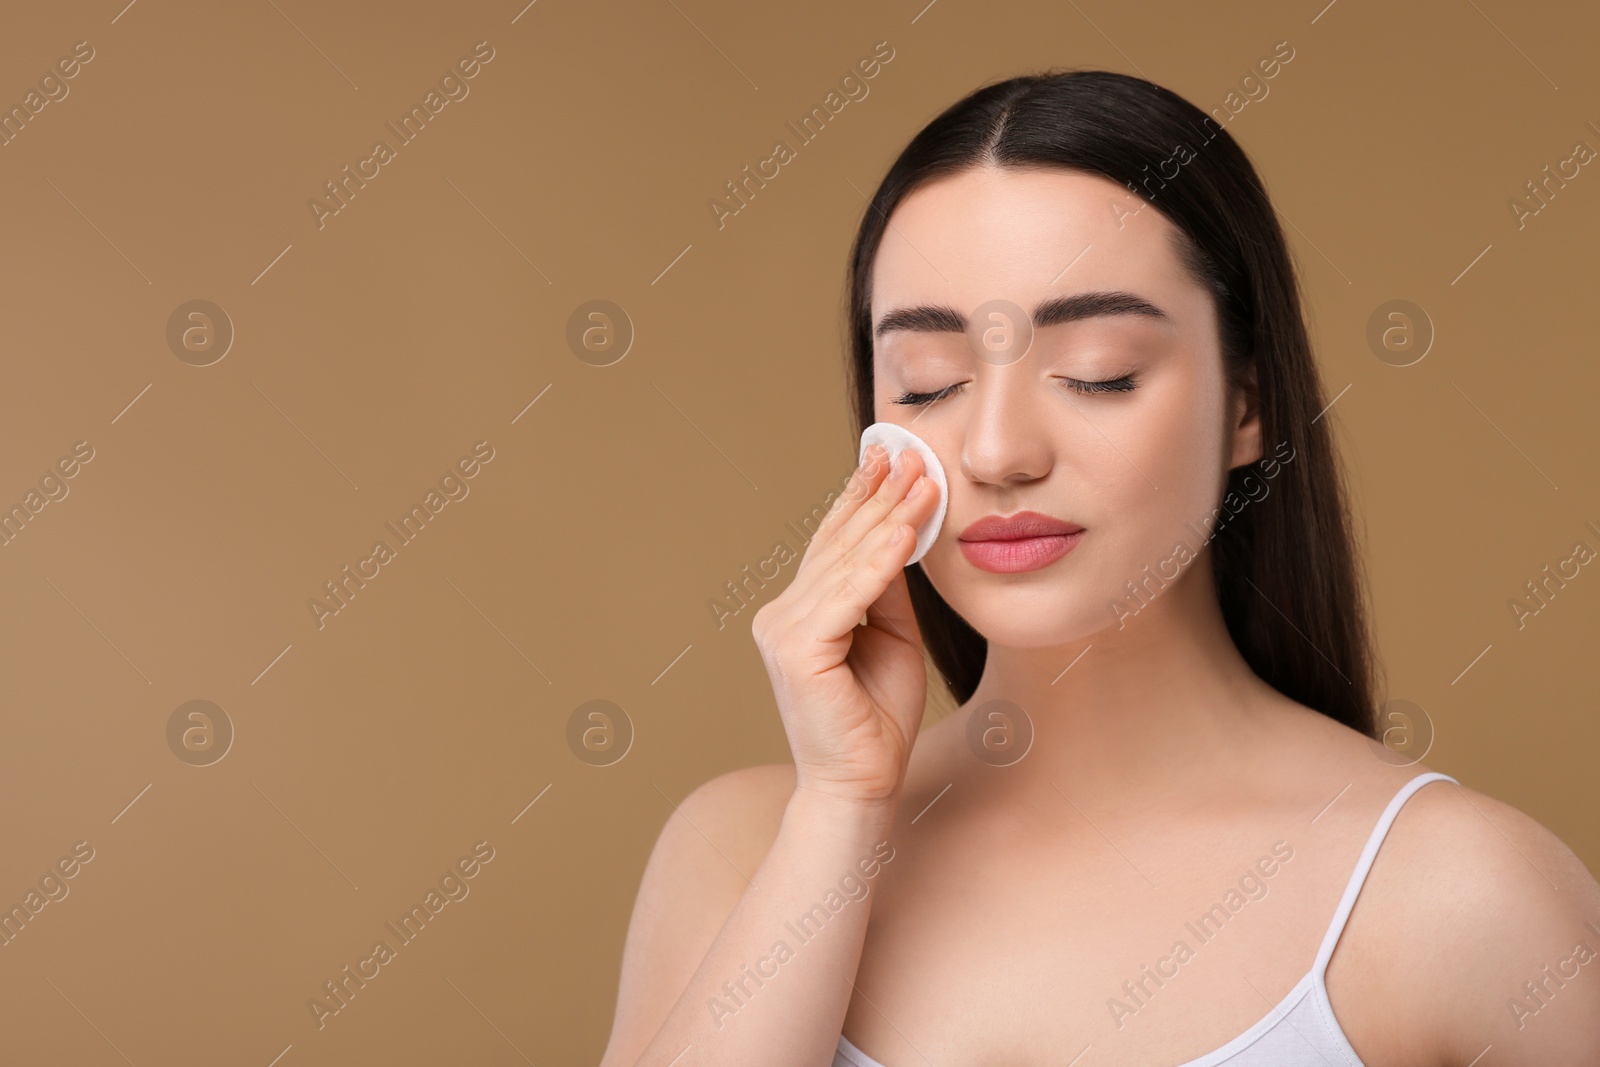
[1,0,1596,1063]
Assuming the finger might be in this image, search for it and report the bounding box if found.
[817,447,927,573]
[862,564,921,651]
[821,461,940,597]
[789,463,941,627]
[853,569,928,733]
[881,471,940,544]
[793,518,919,652]
[797,444,894,579]
[830,475,936,639]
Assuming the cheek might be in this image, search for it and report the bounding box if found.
[1062,377,1228,615]
[1111,376,1229,525]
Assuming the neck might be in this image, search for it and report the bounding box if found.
[962,556,1269,808]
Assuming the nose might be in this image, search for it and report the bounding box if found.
[957,367,1052,487]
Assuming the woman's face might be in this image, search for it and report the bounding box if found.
[870,164,1260,649]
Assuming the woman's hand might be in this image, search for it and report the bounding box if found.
[750,443,942,807]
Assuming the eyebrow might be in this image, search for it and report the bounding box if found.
[873,290,1171,339]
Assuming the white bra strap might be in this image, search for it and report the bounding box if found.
[1311,771,1459,976]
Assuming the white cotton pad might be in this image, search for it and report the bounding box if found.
[858,422,949,565]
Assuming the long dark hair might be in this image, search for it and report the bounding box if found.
[843,69,1378,738]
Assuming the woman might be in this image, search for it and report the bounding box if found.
[599,70,1600,1066]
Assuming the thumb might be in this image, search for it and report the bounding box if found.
[863,566,922,650]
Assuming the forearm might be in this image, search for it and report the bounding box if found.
[624,789,899,1067]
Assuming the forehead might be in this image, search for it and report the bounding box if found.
[869,165,1200,342]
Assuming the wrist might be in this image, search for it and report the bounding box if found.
[786,784,900,837]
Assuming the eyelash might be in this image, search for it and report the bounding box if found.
[892,374,1139,407]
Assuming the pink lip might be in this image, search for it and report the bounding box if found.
[958,510,1085,574]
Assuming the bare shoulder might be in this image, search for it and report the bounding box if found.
[1331,773,1600,1064]
[624,762,797,979]
[662,761,798,871]
[600,763,795,1065]
[622,762,796,973]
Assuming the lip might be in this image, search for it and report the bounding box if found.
[958,510,1085,574]
[960,510,1084,541]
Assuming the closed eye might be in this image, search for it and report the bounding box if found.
[1056,373,1138,395]
[892,382,965,406]
[892,374,1139,406]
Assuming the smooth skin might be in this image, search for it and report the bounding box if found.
[599,166,1600,1067]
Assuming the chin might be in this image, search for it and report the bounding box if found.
[930,573,1110,649]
